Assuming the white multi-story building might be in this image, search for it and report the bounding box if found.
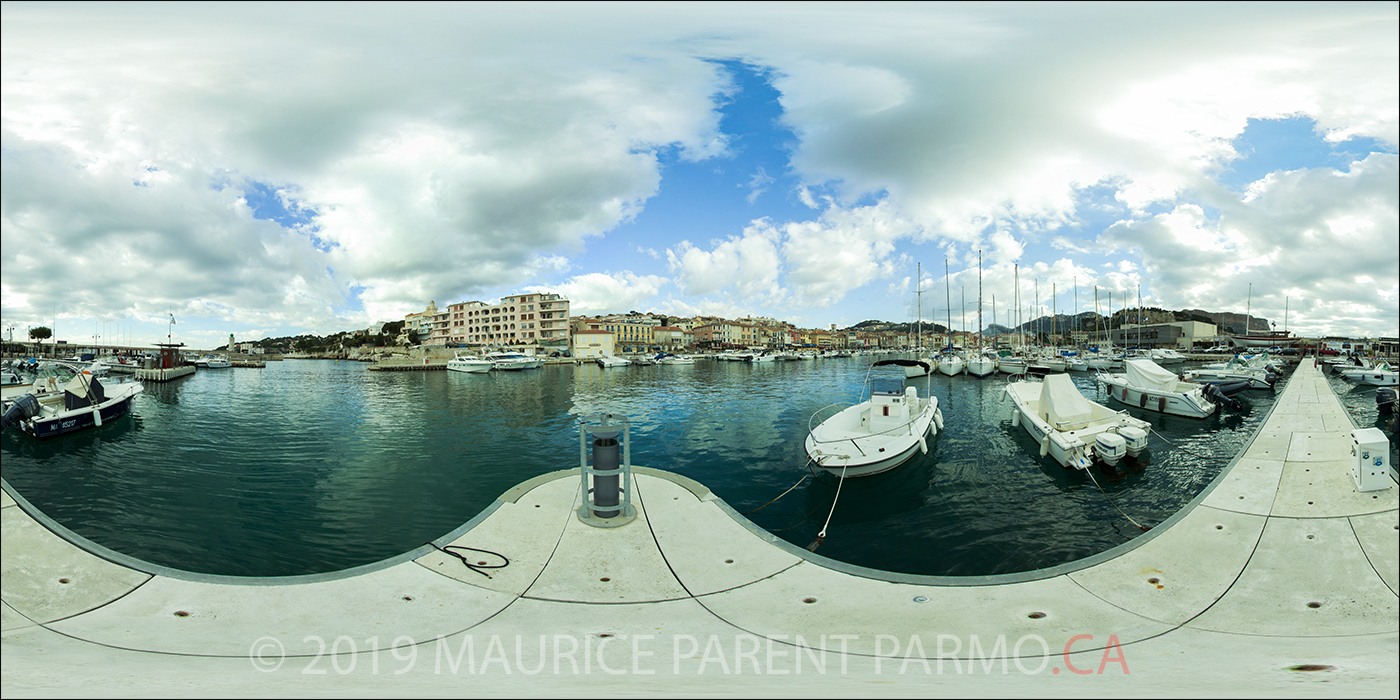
[443,292,571,349]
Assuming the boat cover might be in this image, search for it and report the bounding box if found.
[1038,373,1094,429]
[1125,358,1179,393]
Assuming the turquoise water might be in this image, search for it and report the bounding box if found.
[2,358,1290,577]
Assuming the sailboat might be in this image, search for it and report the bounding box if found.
[1228,283,1300,348]
[937,259,965,376]
[906,262,935,378]
[999,264,1028,375]
[966,251,998,377]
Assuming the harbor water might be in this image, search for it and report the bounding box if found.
[5,355,1379,579]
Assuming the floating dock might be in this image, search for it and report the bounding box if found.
[2,360,1395,695]
[131,365,196,382]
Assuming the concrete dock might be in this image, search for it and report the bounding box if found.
[2,361,1395,695]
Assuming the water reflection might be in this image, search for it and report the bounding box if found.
[2,357,1285,578]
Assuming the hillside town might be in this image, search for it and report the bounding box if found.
[219,291,1398,362]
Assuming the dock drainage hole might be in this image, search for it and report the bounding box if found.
[598,633,614,638]
[1288,664,1335,672]
[913,596,928,603]
[1028,612,1046,619]
[402,596,414,601]
[600,577,611,582]
[1307,602,1322,609]
[58,578,70,584]
[724,559,734,564]
[803,598,817,604]
[174,611,191,618]
[1215,525,1224,530]
[1306,535,1314,540]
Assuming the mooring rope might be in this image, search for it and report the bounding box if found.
[1149,427,1229,462]
[1082,467,1151,532]
[744,471,810,515]
[807,463,850,551]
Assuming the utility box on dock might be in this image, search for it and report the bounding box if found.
[1351,428,1392,492]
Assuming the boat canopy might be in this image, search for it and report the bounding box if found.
[1125,358,1179,393]
[1039,374,1095,430]
[872,359,932,373]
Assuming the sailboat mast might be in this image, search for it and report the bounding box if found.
[1014,264,1021,349]
[978,250,984,351]
[945,258,953,350]
[916,262,922,352]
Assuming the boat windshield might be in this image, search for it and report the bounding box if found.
[870,378,905,396]
[36,362,81,383]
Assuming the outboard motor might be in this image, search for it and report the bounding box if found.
[1119,426,1149,457]
[1094,433,1127,467]
[1378,387,1397,416]
[1204,383,1243,411]
[1,394,40,431]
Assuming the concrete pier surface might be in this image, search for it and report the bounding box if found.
[3,361,1395,696]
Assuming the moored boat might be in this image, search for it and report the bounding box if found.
[805,359,943,478]
[1003,373,1150,474]
[1,363,143,439]
[446,353,493,373]
[1097,358,1238,419]
[485,351,544,370]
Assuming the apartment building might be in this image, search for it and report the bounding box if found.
[411,292,571,349]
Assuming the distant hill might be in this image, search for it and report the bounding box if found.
[845,307,1272,337]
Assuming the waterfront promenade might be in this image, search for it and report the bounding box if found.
[2,360,1395,695]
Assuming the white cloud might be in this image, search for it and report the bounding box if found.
[543,272,668,317]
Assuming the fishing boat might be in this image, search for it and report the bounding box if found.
[805,359,943,478]
[1097,358,1238,419]
[1003,373,1150,473]
[446,353,493,373]
[1,362,143,439]
[1343,362,1398,387]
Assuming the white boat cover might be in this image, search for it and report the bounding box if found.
[1125,358,1178,393]
[1038,373,1094,429]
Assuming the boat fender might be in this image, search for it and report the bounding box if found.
[1039,435,1050,458]
[1139,392,1148,408]
[918,435,928,455]
[92,405,102,427]
[1158,396,1166,413]
[934,409,944,431]
[1011,409,1021,428]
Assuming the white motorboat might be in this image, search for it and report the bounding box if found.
[805,359,943,478]
[1150,348,1187,365]
[2,363,144,439]
[485,351,544,371]
[1342,362,1397,386]
[1097,359,1237,419]
[1183,355,1276,390]
[596,355,631,368]
[1003,373,1150,473]
[655,353,695,365]
[446,353,493,373]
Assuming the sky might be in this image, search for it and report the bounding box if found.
[2,2,1397,350]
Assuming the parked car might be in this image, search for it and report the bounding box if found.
[1279,347,1299,356]
[1319,347,1340,356]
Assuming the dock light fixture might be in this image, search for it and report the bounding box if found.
[577,413,636,527]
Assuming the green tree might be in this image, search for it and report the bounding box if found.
[29,326,52,353]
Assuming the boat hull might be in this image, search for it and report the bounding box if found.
[1096,376,1216,419]
[805,397,939,478]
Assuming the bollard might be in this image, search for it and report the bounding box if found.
[577,413,636,527]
